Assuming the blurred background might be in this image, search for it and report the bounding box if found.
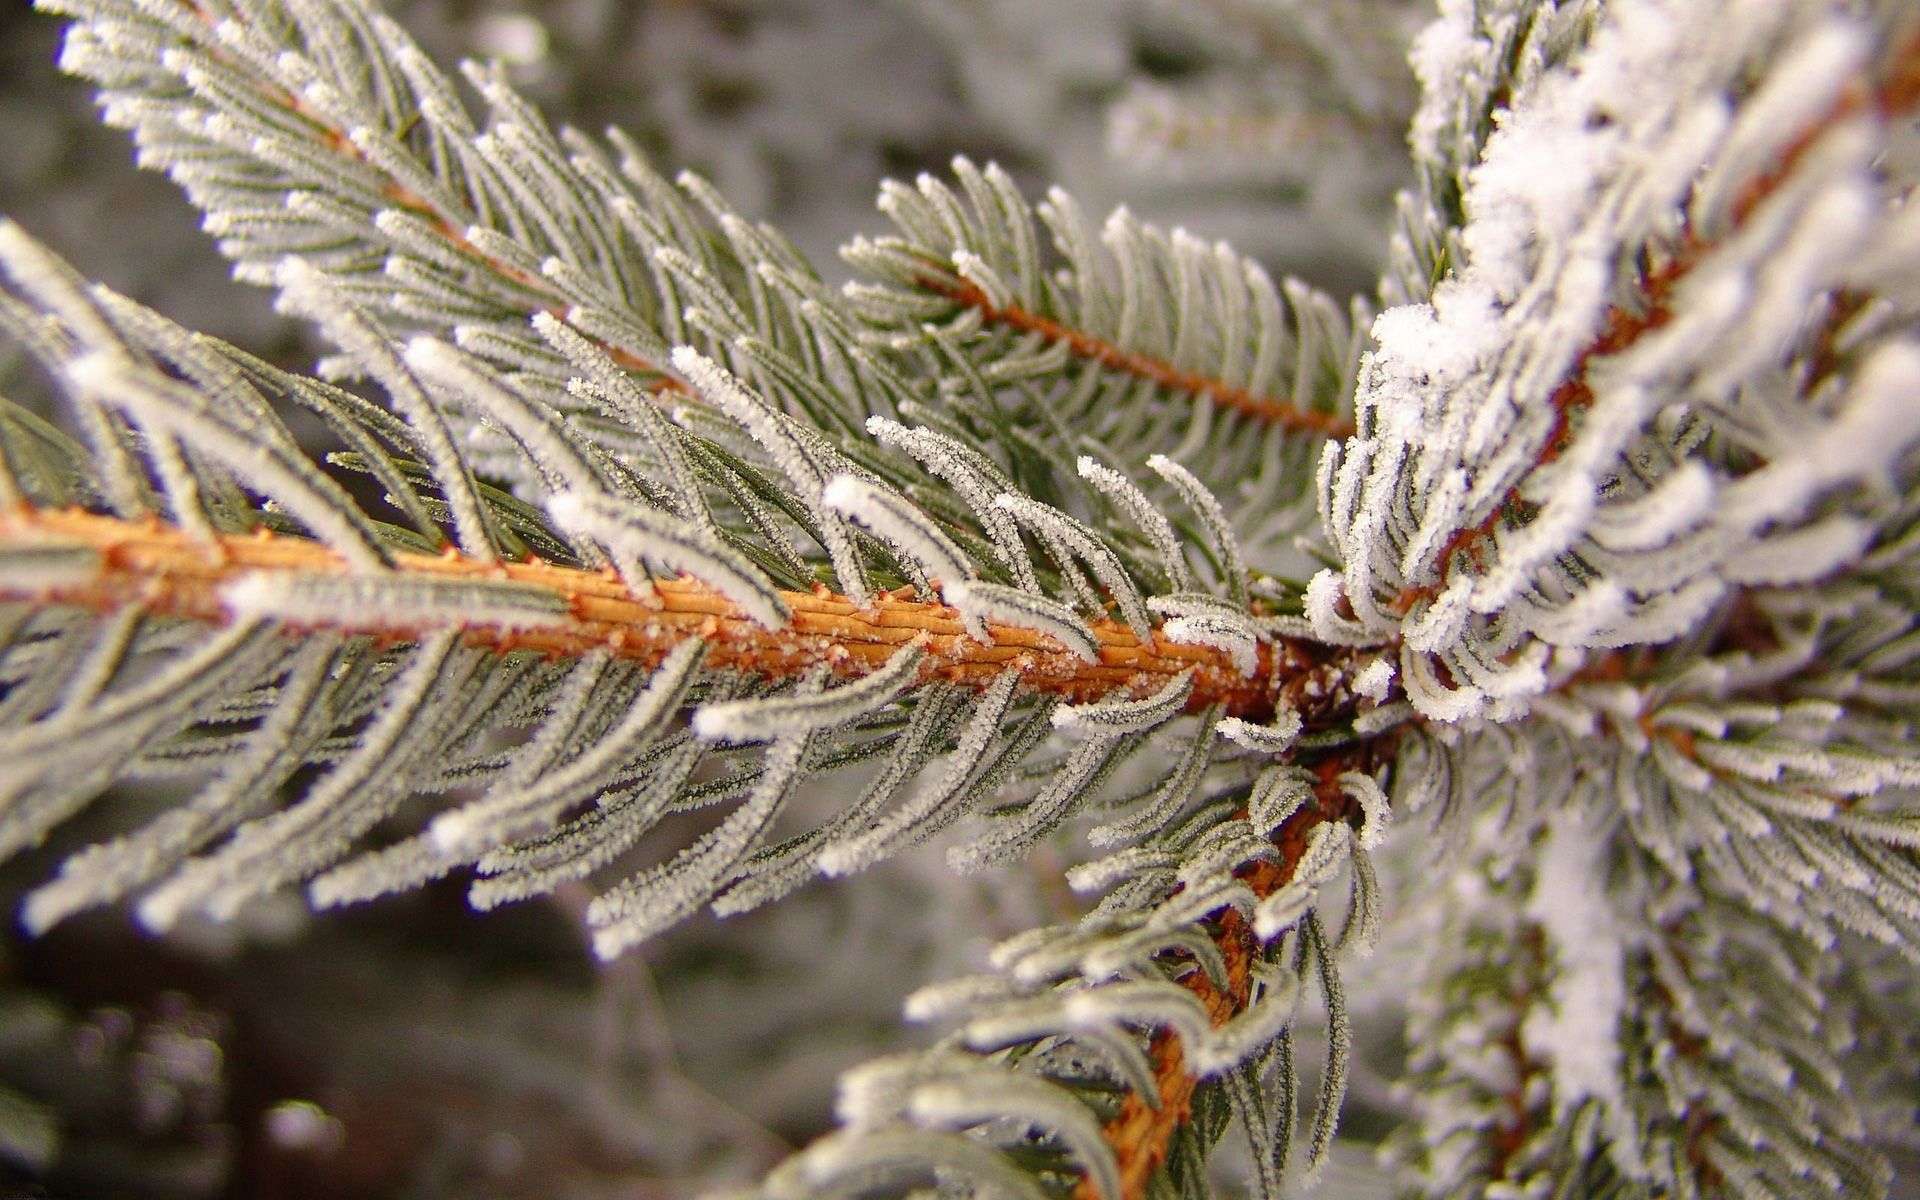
[0,0,1423,1194]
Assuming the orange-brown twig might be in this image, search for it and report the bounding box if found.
[0,506,1300,719]
[921,277,1357,440]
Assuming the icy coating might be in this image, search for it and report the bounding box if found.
[1314,0,1920,720]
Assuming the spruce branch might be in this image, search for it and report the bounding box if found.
[8,0,1920,1196]
[2,196,1394,976]
[1072,744,1384,1200]
[150,0,689,390]
[1390,23,1920,620]
[843,161,1368,541]
[40,0,898,460]
[1319,1,1920,721]
[913,274,1357,440]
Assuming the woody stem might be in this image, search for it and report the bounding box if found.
[0,505,1324,720]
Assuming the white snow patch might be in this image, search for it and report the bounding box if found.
[1522,806,1637,1161]
[1353,656,1396,702]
